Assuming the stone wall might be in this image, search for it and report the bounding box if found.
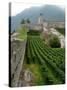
[22,24,42,31]
[22,21,65,32]
[47,22,65,28]
[11,39,27,87]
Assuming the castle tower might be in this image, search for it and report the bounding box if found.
[38,13,44,31]
[38,13,43,25]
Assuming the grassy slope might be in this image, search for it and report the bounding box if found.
[24,64,44,85]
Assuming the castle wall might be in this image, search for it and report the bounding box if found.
[11,40,27,87]
[47,22,65,28]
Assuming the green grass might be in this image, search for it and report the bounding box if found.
[24,64,44,85]
[55,27,65,35]
[17,27,28,41]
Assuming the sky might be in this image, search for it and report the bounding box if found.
[11,0,65,16]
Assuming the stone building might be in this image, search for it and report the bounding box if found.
[22,13,65,32]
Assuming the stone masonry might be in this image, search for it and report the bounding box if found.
[11,39,27,87]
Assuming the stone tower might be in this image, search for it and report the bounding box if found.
[38,13,43,25]
[38,13,44,31]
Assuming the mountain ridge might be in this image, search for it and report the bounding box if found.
[11,5,65,32]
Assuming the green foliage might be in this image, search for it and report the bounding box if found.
[55,28,65,35]
[24,30,65,85]
[28,30,41,35]
[21,18,31,24]
[17,27,28,41]
[49,36,61,48]
[21,19,25,24]
[26,18,30,23]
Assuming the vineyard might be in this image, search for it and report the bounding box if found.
[23,30,65,86]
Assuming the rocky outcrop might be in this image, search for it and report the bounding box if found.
[50,28,65,48]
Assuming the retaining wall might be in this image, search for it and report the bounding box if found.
[11,39,27,87]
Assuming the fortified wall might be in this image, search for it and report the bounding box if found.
[11,39,26,87]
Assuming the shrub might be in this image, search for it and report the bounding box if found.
[49,36,61,48]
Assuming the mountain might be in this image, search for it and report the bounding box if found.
[11,5,65,32]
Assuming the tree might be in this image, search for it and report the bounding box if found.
[49,36,61,48]
[26,18,30,23]
[21,18,31,24]
[21,19,25,24]
[40,13,43,16]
